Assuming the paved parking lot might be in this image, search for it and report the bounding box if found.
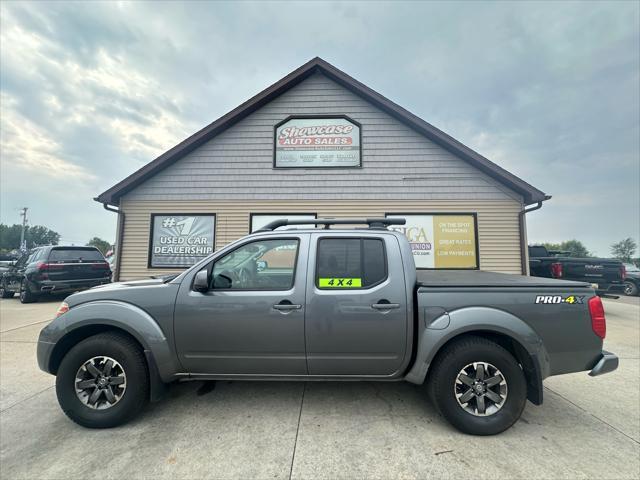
[1,295,639,479]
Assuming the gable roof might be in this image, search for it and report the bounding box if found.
[96,57,549,206]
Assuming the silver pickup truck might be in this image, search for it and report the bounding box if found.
[37,218,618,435]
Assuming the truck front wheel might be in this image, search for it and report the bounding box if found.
[55,332,149,428]
[428,336,527,435]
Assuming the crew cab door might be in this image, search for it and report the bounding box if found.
[174,234,309,375]
[305,233,409,376]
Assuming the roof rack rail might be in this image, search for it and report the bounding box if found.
[256,217,406,232]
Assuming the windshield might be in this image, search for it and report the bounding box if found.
[624,263,640,272]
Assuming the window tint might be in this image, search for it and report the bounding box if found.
[211,239,298,290]
[49,248,104,262]
[316,238,387,289]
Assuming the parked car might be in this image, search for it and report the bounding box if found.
[528,245,626,295]
[0,246,111,303]
[623,263,639,296]
[0,252,20,275]
[38,218,617,435]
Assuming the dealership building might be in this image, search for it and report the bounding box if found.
[96,58,549,281]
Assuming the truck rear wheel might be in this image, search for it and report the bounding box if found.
[56,332,149,428]
[623,281,638,296]
[428,336,526,435]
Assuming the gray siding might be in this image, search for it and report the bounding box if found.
[123,73,522,203]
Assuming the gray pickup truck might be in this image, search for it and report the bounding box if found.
[37,218,618,435]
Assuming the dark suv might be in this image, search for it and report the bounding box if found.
[0,246,111,303]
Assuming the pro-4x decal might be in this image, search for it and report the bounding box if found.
[535,295,584,304]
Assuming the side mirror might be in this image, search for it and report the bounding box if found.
[193,270,209,292]
[256,260,267,272]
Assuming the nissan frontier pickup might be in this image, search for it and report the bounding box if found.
[37,218,618,435]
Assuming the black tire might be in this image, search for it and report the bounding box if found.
[56,332,149,428]
[0,280,14,298]
[427,336,526,435]
[19,279,37,303]
[623,281,638,296]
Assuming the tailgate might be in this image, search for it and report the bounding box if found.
[562,259,622,284]
[45,248,110,281]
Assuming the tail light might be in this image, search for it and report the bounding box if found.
[588,296,606,339]
[91,262,110,270]
[36,262,63,271]
[550,262,563,278]
[620,264,626,281]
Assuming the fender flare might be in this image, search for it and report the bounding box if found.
[405,306,550,401]
[52,300,180,383]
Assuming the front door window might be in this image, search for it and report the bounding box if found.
[211,238,299,290]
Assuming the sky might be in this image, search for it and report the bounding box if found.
[1,1,638,256]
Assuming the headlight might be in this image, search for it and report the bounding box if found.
[56,302,69,317]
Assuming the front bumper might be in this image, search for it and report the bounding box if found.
[36,321,60,374]
[589,351,619,376]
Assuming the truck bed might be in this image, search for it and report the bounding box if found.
[416,270,590,288]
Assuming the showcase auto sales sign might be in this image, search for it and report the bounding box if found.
[275,117,360,167]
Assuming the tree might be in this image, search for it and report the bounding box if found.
[541,240,591,257]
[25,225,60,247]
[0,224,60,250]
[610,238,637,263]
[87,237,112,255]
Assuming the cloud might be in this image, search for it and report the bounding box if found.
[1,93,95,180]
[0,1,638,255]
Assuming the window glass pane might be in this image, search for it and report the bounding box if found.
[363,239,386,286]
[317,238,386,288]
[49,248,104,262]
[250,214,317,232]
[212,239,298,290]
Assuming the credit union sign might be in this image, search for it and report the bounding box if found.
[386,214,478,269]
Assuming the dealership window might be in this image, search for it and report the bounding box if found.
[211,238,299,290]
[386,213,478,269]
[250,213,317,232]
[148,214,216,268]
[316,238,387,289]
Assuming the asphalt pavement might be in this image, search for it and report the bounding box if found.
[0,295,638,479]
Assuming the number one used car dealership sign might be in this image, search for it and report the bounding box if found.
[274,117,361,167]
[387,214,479,269]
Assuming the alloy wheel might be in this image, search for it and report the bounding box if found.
[75,356,127,410]
[624,282,634,296]
[454,362,508,416]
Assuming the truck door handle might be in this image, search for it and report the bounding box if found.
[273,301,302,311]
[371,302,401,310]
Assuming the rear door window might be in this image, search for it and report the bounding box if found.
[316,238,387,289]
[48,248,104,263]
